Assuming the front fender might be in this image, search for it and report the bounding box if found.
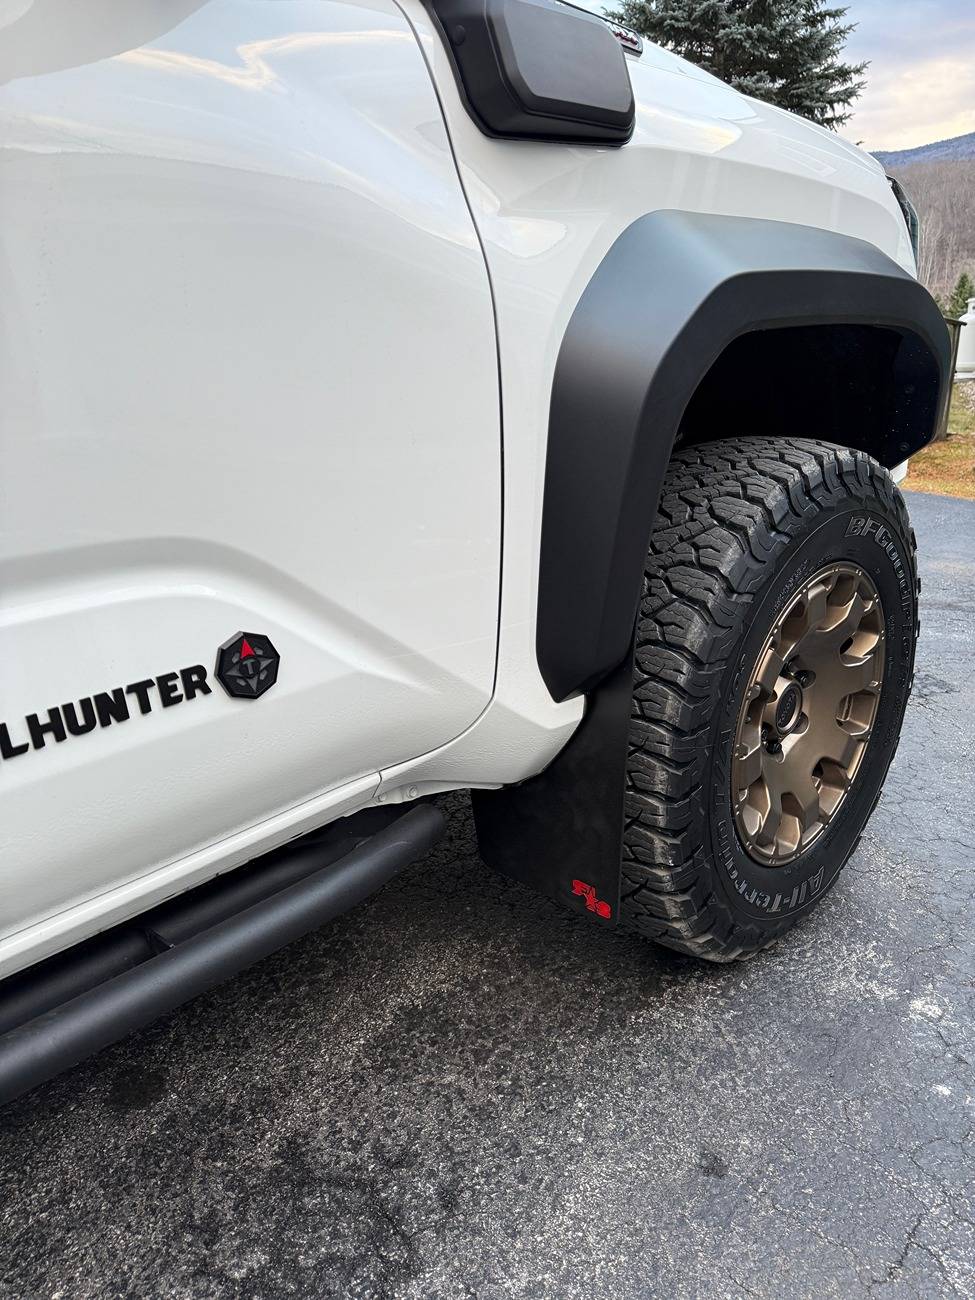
[474,211,949,926]
[537,211,948,705]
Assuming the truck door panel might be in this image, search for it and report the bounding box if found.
[0,0,500,948]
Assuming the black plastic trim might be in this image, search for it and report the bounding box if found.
[0,804,444,1106]
[472,630,634,927]
[425,0,634,144]
[888,175,921,263]
[537,210,951,703]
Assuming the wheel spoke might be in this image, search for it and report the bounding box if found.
[754,788,782,851]
[839,653,879,695]
[775,737,823,843]
[819,592,871,653]
[787,579,830,657]
[790,765,823,834]
[819,723,863,769]
[755,647,786,697]
[812,652,880,720]
[803,579,831,632]
[735,738,764,789]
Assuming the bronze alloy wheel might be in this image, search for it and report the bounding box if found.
[732,562,886,867]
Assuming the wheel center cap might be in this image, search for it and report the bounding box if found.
[775,683,802,735]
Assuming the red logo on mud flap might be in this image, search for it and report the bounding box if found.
[571,879,612,920]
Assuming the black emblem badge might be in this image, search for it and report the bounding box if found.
[216,632,280,699]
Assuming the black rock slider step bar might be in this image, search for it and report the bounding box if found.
[0,802,444,1106]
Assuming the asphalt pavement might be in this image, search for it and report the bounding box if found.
[1,490,973,1300]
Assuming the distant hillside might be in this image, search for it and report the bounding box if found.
[874,132,975,169]
[873,135,975,303]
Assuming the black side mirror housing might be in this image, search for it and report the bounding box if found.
[426,0,635,145]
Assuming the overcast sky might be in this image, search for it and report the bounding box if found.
[840,0,975,151]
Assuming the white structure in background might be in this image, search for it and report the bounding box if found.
[957,299,975,379]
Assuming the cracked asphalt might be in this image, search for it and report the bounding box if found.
[1,490,973,1299]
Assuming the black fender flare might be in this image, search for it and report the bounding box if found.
[538,210,949,704]
[474,210,949,925]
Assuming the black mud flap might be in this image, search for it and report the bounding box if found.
[472,638,635,928]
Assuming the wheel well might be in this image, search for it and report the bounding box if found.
[536,211,950,704]
[677,323,940,467]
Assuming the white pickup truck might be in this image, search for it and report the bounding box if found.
[0,0,950,1102]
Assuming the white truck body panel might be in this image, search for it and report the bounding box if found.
[0,0,503,975]
[0,0,918,979]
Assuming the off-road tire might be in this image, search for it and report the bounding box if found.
[620,437,919,962]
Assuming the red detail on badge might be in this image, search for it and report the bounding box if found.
[240,638,255,658]
[571,879,612,920]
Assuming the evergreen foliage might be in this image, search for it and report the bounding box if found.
[947,271,975,318]
[609,0,867,128]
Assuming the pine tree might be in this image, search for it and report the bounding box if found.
[608,0,867,128]
[947,271,975,318]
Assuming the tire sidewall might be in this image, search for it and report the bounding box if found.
[707,499,917,925]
